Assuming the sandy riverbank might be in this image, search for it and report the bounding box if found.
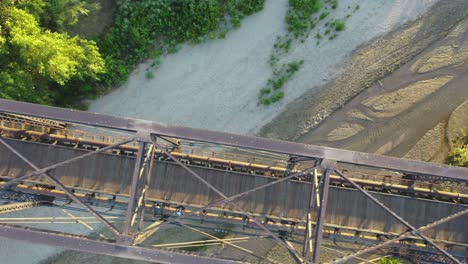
[267,1,468,162]
[89,0,438,135]
[260,0,468,143]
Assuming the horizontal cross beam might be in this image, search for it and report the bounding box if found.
[0,99,466,180]
[0,224,242,264]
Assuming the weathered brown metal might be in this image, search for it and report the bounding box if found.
[0,99,467,180]
[1,139,466,240]
[333,208,468,263]
[303,169,317,257]
[312,168,331,263]
[136,144,156,231]
[0,137,122,236]
[334,169,462,264]
[124,141,146,236]
[0,100,466,264]
[0,137,134,190]
[157,145,306,264]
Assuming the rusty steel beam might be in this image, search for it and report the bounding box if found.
[0,99,467,180]
[0,137,134,190]
[136,144,156,231]
[136,140,319,242]
[124,141,147,236]
[176,222,278,264]
[156,146,306,264]
[312,168,331,263]
[334,169,462,264]
[303,169,317,257]
[0,223,242,264]
[0,137,122,236]
[334,208,468,263]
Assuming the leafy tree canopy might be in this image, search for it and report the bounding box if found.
[0,0,104,105]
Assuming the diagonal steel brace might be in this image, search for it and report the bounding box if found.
[136,154,318,246]
[334,208,468,263]
[0,137,121,236]
[154,141,307,264]
[0,137,134,190]
[334,169,461,264]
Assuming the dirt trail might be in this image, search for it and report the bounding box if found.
[294,12,468,160]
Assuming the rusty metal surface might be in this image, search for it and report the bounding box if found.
[335,169,461,263]
[333,208,468,263]
[0,99,467,179]
[1,139,466,243]
[312,169,331,263]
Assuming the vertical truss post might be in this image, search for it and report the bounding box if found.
[312,164,333,264]
[303,169,317,257]
[136,144,155,231]
[123,141,147,236]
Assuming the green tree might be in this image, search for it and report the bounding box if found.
[0,25,6,52]
[0,2,105,105]
[42,0,100,31]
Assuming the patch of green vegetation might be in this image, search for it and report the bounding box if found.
[319,11,330,20]
[259,0,357,105]
[286,0,324,38]
[0,0,266,108]
[378,257,402,264]
[448,132,468,167]
[145,71,154,80]
[259,60,303,104]
[0,0,105,107]
[329,0,338,9]
[98,0,267,93]
[334,19,345,31]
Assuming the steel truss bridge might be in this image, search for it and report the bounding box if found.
[0,99,466,264]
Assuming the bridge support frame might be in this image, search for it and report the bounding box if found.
[0,99,466,264]
[312,167,332,263]
[0,137,124,236]
[334,169,462,264]
[123,141,146,236]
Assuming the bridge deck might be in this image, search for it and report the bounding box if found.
[1,139,466,244]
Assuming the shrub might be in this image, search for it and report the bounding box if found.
[145,71,154,79]
[286,0,324,38]
[448,132,468,167]
[259,0,352,105]
[260,87,271,94]
[319,11,329,20]
[97,0,266,89]
[334,19,345,31]
[271,91,284,102]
